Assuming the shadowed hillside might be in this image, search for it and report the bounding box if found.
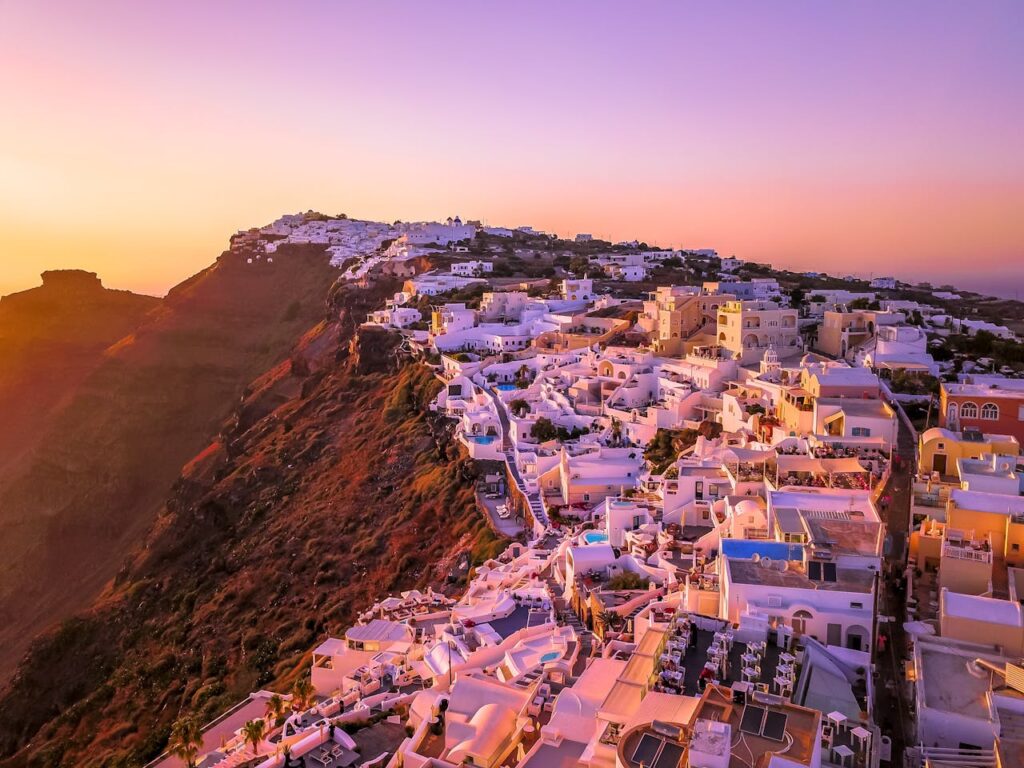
[0,244,343,677]
[0,270,159,475]
[0,305,492,768]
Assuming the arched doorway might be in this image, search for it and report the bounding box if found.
[846,625,870,652]
[792,609,813,636]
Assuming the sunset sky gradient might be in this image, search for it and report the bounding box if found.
[1,1,1022,297]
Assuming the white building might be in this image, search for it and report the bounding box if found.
[366,307,422,328]
[432,303,478,335]
[704,278,783,302]
[404,217,477,246]
[856,325,938,376]
[479,291,530,321]
[720,256,742,273]
[405,272,485,297]
[451,260,494,277]
[561,278,595,301]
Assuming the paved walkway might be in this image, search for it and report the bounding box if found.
[484,385,548,529]
[872,413,917,768]
[478,493,524,538]
[545,575,594,676]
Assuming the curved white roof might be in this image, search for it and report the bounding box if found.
[942,590,1023,626]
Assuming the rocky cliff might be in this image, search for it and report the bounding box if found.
[0,270,159,476]
[0,245,345,677]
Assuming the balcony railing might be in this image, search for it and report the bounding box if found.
[942,544,992,563]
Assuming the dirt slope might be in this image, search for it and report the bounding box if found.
[0,305,492,768]
[0,244,341,677]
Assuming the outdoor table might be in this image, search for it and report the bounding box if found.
[827,711,849,733]
[850,725,871,750]
[832,744,854,766]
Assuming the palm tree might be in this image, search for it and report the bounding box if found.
[169,716,203,768]
[242,719,267,756]
[596,609,623,633]
[265,693,287,724]
[291,676,315,712]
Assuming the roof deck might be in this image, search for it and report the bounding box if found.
[696,684,820,767]
[654,619,785,698]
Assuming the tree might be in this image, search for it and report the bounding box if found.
[509,398,530,418]
[609,417,623,447]
[169,716,203,768]
[568,255,591,276]
[970,329,996,356]
[531,417,558,442]
[596,609,625,633]
[265,693,288,725]
[291,676,315,712]
[606,572,650,590]
[242,719,267,755]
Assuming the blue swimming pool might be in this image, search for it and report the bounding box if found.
[540,651,561,663]
[582,531,609,544]
[496,383,518,391]
[468,435,496,445]
[721,539,804,561]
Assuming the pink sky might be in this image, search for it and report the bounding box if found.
[1,1,1022,297]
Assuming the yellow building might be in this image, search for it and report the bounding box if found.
[911,491,1024,592]
[939,589,1024,657]
[640,287,732,356]
[919,427,1020,478]
[716,300,800,365]
[816,310,892,360]
[777,386,816,437]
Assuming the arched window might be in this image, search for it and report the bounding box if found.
[981,403,999,420]
[960,401,978,419]
[946,402,958,422]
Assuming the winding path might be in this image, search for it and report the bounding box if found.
[484,385,548,529]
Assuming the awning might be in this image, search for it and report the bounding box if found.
[878,361,932,371]
[726,446,777,463]
[776,455,827,474]
[820,457,869,474]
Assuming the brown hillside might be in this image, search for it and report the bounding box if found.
[0,245,343,678]
[0,312,494,768]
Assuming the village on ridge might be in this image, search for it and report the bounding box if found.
[160,212,1024,768]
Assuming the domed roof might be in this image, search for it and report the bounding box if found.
[735,499,763,518]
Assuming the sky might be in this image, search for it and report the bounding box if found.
[1,1,1022,298]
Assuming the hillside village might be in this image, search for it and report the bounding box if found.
[158,212,1024,768]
